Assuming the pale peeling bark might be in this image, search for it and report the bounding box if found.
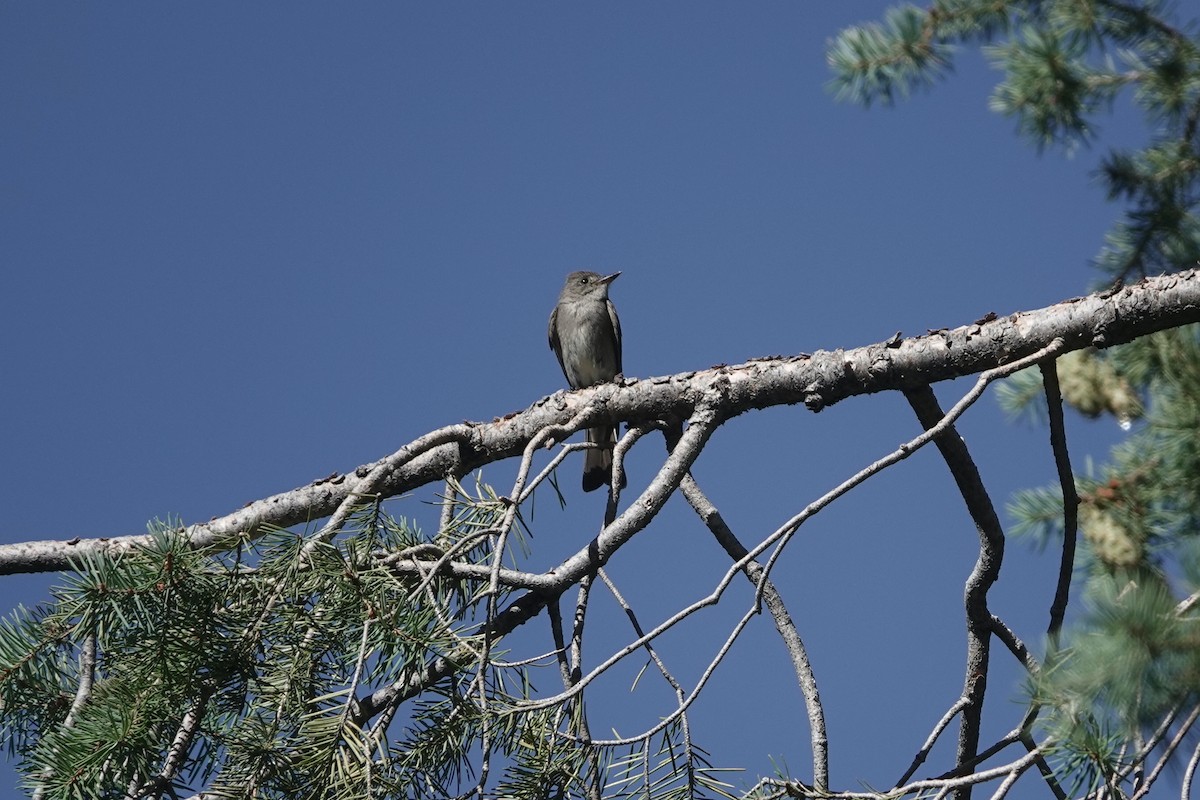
[2,270,1198,577]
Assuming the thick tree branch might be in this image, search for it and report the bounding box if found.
[3,271,1199,575]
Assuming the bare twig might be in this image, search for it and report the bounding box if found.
[1017,730,1067,800]
[595,569,688,797]
[988,614,1037,673]
[895,697,971,787]
[315,425,478,545]
[1040,360,1079,645]
[439,477,458,535]
[1129,702,1200,800]
[571,575,603,800]
[905,371,1025,800]
[757,743,1047,800]
[461,409,602,800]
[598,569,684,697]
[1115,702,1185,785]
[1181,737,1200,800]
[547,597,573,689]
[1175,589,1200,617]
[899,342,1066,800]
[674,468,829,792]
[579,591,765,746]
[985,750,1039,800]
[756,341,1069,597]
[517,441,590,504]
[63,633,97,728]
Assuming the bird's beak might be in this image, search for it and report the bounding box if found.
[600,272,621,284]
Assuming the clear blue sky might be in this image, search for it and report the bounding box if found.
[0,2,1155,795]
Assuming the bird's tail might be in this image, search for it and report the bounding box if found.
[583,425,626,492]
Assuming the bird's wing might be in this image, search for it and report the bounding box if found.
[548,305,568,379]
[607,299,622,375]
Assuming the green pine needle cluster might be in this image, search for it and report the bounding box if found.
[0,498,527,798]
[1032,570,1200,791]
[998,346,1143,426]
[1006,324,1200,788]
[1,483,727,798]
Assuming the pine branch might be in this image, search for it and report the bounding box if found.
[5,271,1200,576]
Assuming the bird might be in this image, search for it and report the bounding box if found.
[548,270,627,492]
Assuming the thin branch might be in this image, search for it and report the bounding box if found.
[1040,359,1079,646]
[940,729,1022,781]
[468,409,602,787]
[1119,702,1185,784]
[351,400,723,725]
[131,683,217,800]
[579,589,765,746]
[1130,702,1200,800]
[1018,730,1068,800]
[995,360,1079,800]
[547,597,573,690]
[569,572,592,681]
[512,407,598,508]
[396,529,514,598]
[471,411,595,799]
[594,569,688,797]
[902,346,1073,800]
[573,575,603,800]
[1175,588,1200,617]
[1181,736,1200,800]
[755,340,1069,603]
[985,750,1038,800]
[761,743,1048,800]
[315,425,479,544]
[674,467,829,792]
[63,633,97,728]
[517,441,591,504]
[988,614,1037,673]
[31,633,98,800]
[601,421,655,517]
[895,696,970,788]
[389,551,545,590]
[154,691,214,795]
[597,569,684,698]
[905,380,1011,800]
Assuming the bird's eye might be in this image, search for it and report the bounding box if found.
[580,276,590,284]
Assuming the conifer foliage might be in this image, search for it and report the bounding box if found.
[832,1,1200,798]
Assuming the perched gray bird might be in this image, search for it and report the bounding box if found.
[548,271,626,492]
